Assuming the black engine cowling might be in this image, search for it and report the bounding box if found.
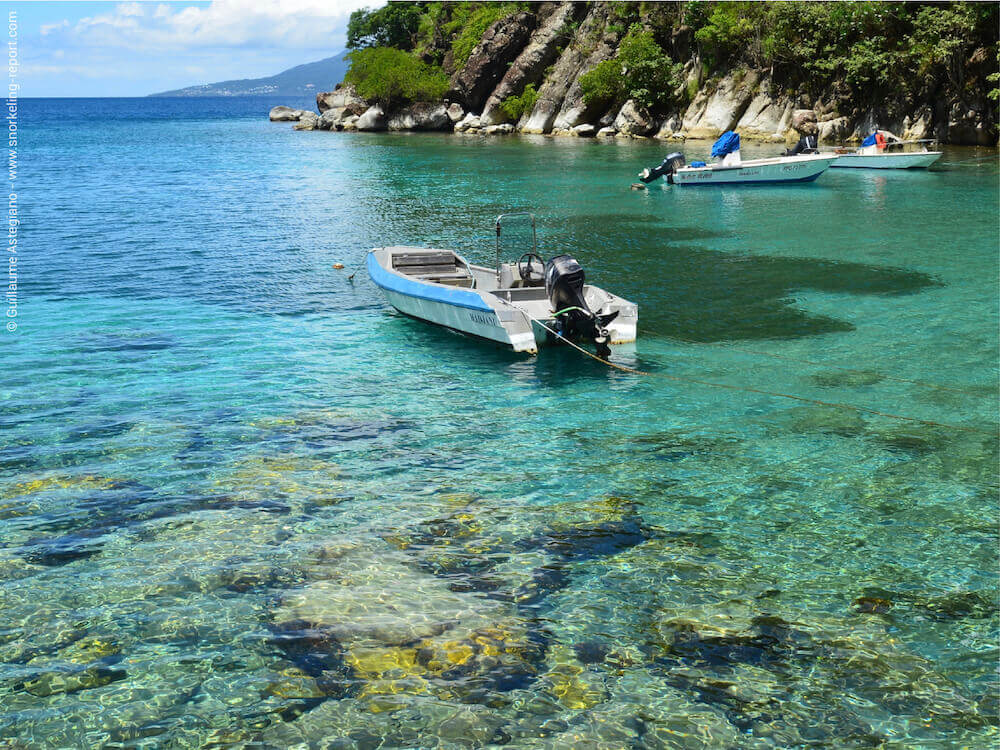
[544,254,618,358]
[639,152,685,183]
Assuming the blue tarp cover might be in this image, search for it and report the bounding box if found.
[861,132,878,147]
[711,131,740,157]
[690,161,707,168]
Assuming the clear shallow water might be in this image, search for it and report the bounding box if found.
[2,97,997,748]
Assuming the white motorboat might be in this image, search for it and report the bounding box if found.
[640,131,836,186]
[831,132,942,169]
[366,213,638,356]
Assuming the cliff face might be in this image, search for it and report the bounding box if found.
[312,2,997,145]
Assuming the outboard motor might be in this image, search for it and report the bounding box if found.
[639,152,684,184]
[544,254,619,358]
[783,134,818,156]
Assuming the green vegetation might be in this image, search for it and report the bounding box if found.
[347,4,423,50]
[444,3,527,68]
[500,83,539,121]
[687,1,997,102]
[579,25,683,114]
[339,1,995,123]
[344,47,450,108]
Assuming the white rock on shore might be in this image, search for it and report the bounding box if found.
[356,105,387,132]
[292,112,319,131]
[269,105,306,122]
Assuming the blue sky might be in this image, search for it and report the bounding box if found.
[11,1,373,96]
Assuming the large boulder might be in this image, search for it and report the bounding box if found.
[446,102,465,123]
[521,4,610,134]
[791,108,818,135]
[613,100,656,137]
[454,113,481,133]
[479,3,583,126]
[269,105,305,122]
[817,116,851,143]
[483,123,514,135]
[682,70,760,139]
[654,114,684,140]
[448,12,536,113]
[571,123,597,137]
[736,84,795,141]
[317,108,342,130]
[551,36,620,131]
[947,101,996,145]
[901,106,934,141]
[292,111,319,131]
[356,105,386,132]
[316,84,367,116]
[387,102,452,131]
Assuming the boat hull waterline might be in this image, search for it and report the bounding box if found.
[367,247,638,355]
[670,154,837,186]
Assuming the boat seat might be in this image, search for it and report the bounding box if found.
[393,252,457,269]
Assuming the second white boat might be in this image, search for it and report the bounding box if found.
[831,131,942,169]
[640,131,836,186]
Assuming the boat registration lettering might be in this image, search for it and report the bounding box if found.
[738,168,761,176]
[469,311,500,327]
[781,163,806,172]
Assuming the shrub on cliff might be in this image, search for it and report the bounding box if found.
[501,83,539,121]
[579,26,682,115]
[345,47,450,108]
[447,3,527,68]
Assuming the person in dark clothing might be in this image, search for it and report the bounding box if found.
[783,134,818,155]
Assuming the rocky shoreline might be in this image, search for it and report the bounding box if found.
[270,3,995,145]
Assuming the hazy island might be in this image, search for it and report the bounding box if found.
[269,1,998,145]
[152,53,349,97]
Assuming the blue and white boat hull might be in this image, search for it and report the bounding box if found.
[670,153,837,186]
[367,247,637,355]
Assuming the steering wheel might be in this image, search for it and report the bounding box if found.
[517,253,545,284]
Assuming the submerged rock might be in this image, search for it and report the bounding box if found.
[20,662,127,697]
[811,369,884,387]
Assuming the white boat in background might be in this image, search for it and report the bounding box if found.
[640,131,836,186]
[831,131,942,169]
[367,213,637,357]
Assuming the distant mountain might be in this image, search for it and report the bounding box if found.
[150,52,349,97]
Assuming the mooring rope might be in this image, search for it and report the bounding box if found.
[530,316,997,437]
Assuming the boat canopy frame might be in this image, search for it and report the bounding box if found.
[495,212,537,281]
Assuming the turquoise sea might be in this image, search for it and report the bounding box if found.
[2,96,997,748]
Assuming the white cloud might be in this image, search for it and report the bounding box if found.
[39,20,69,36]
[63,0,375,52]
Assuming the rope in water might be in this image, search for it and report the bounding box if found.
[529,316,997,437]
[668,336,982,395]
